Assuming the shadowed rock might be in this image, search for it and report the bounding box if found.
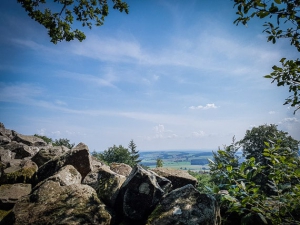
[0,183,31,210]
[31,145,70,167]
[4,142,34,159]
[12,133,46,147]
[146,184,221,225]
[36,142,92,184]
[83,164,126,208]
[116,165,172,223]
[151,167,198,190]
[0,160,38,184]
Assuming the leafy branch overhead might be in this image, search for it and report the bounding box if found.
[17,0,129,44]
[233,0,300,112]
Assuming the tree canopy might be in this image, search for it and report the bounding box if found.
[17,0,129,44]
[209,126,300,224]
[93,140,141,167]
[233,0,300,112]
[239,124,299,164]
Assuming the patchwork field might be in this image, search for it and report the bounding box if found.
[139,150,214,171]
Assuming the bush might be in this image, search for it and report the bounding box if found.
[209,139,300,225]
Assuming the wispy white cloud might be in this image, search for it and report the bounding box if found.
[189,103,218,110]
[269,111,276,114]
[191,130,206,137]
[57,70,118,89]
[0,82,44,103]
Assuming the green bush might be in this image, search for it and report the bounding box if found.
[210,139,300,224]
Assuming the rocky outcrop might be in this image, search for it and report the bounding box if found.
[0,159,38,184]
[35,142,92,183]
[13,181,112,225]
[110,162,132,176]
[116,165,172,223]
[0,184,31,210]
[83,163,126,208]
[0,122,221,225]
[151,167,198,190]
[31,145,70,167]
[12,133,46,147]
[147,184,221,225]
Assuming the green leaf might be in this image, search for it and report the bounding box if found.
[257,213,268,224]
[227,165,233,172]
[223,195,237,202]
[274,0,281,4]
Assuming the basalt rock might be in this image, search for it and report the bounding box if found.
[12,180,112,225]
[116,165,172,223]
[36,142,92,184]
[12,133,46,147]
[151,167,198,190]
[0,159,38,184]
[0,183,31,210]
[31,145,70,167]
[83,164,126,208]
[146,184,221,225]
[4,142,34,159]
[0,122,221,225]
[110,162,132,177]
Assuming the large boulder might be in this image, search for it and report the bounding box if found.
[0,147,15,163]
[116,165,172,223]
[146,184,221,225]
[151,167,198,190]
[0,136,10,145]
[0,183,31,210]
[36,142,92,183]
[0,160,38,184]
[12,180,112,225]
[31,145,70,167]
[110,163,132,177]
[34,165,82,190]
[4,142,35,159]
[12,133,46,147]
[83,164,126,208]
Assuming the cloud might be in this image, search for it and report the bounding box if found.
[281,117,299,123]
[189,103,218,110]
[0,82,44,104]
[71,35,143,63]
[55,100,67,106]
[268,111,276,114]
[192,130,206,137]
[57,71,118,89]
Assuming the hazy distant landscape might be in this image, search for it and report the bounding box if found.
[140,150,244,171]
[140,150,215,171]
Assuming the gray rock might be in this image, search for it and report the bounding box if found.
[116,165,172,222]
[146,184,221,225]
[151,167,198,190]
[0,183,31,210]
[12,180,112,225]
[34,165,82,190]
[83,164,126,208]
[31,145,70,167]
[12,133,46,147]
[110,162,132,177]
[0,136,10,145]
[0,147,15,163]
[36,142,92,183]
[4,142,34,159]
[0,160,38,184]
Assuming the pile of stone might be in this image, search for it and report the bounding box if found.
[0,122,221,225]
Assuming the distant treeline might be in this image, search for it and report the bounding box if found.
[190,159,209,165]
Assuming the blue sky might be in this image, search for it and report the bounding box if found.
[0,0,299,152]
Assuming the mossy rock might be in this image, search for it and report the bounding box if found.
[1,166,37,184]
